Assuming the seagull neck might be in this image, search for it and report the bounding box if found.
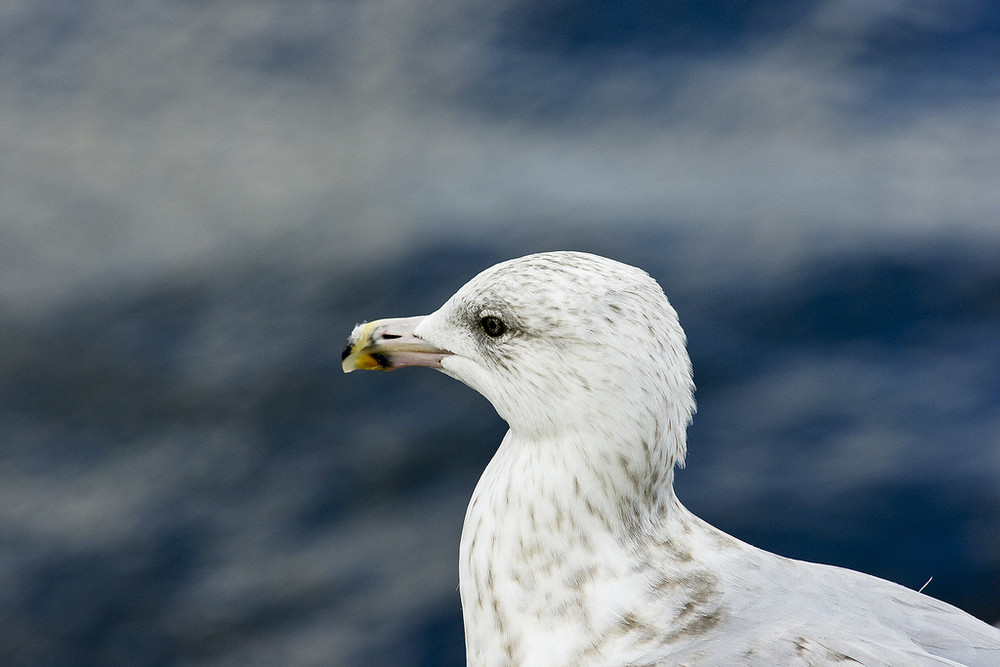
[459,426,695,665]
[472,423,686,545]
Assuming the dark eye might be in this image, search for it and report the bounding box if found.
[479,315,508,338]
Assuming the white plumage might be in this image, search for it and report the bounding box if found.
[343,251,1000,666]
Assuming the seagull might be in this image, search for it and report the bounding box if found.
[342,251,1000,666]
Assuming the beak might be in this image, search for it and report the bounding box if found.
[341,316,451,373]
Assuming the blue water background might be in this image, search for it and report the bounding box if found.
[1,2,999,665]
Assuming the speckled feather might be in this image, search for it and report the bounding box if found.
[390,252,1000,666]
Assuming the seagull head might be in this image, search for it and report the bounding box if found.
[343,251,695,464]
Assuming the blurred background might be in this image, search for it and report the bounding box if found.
[2,1,999,665]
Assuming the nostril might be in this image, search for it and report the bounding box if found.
[382,333,402,340]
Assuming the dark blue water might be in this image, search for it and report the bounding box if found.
[4,0,1000,664]
[2,228,998,666]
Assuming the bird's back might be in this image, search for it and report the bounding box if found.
[638,516,1000,666]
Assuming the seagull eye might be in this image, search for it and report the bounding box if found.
[479,315,508,338]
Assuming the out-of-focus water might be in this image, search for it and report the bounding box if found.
[2,231,998,666]
[2,1,1000,665]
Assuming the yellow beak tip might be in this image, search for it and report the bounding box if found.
[342,343,394,373]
